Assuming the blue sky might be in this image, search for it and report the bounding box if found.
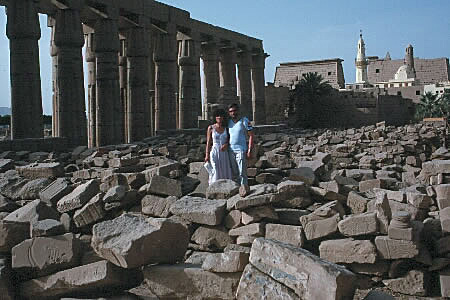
[0,0,449,114]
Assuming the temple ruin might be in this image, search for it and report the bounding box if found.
[1,0,268,147]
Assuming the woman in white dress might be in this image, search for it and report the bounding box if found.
[204,109,233,185]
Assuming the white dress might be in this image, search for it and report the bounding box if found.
[208,126,233,185]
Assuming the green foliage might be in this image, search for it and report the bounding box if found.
[415,92,450,120]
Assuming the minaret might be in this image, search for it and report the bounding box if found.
[355,31,368,84]
[405,44,416,77]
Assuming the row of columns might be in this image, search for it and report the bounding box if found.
[5,0,267,148]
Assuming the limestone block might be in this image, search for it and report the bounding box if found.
[102,185,127,203]
[236,235,258,246]
[255,172,282,184]
[249,238,356,300]
[0,195,19,213]
[275,180,312,208]
[30,219,65,238]
[345,169,374,180]
[236,264,298,300]
[16,178,52,200]
[170,196,226,226]
[241,205,278,225]
[229,223,265,237]
[309,186,347,202]
[338,212,378,236]
[141,194,176,218]
[19,260,139,299]
[141,264,241,299]
[367,199,427,221]
[439,268,450,297]
[359,179,388,192]
[224,210,242,229]
[122,172,145,190]
[295,160,324,175]
[189,162,204,174]
[289,167,316,185]
[319,238,377,264]
[304,214,340,240]
[57,180,100,213]
[436,184,450,209]
[375,236,419,259]
[275,208,309,225]
[0,159,13,173]
[141,175,182,197]
[406,192,433,209]
[39,178,72,206]
[227,184,277,210]
[185,251,211,265]
[202,251,249,272]
[100,174,127,193]
[191,226,232,250]
[388,226,413,241]
[206,179,239,199]
[4,199,59,224]
[349,260,390,276]
[0,220,29,253]
[107,157,139,168]
[12,233,81,278]
[265,152,293,169]
[441,207,450,234]
[382,270,428,296]
[374,191,392,234]
[73,194,106,228]
[16,162,64,179]
[92,214,188,268]
[265,224,305,248]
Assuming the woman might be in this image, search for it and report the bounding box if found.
[204,109,233,185]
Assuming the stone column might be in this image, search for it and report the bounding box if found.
[85,33,96,148]
[154,29,178,131]
[201,42,220,119]
[119,37,128,141]
[178,39,198,129]
[127,26,150,142]
[94,18,123,146]
[54,8,87,146]
[48,17,58,137]
[6,0,43,139]
[218,47,238,108]
[251,52,267,125]
[237,50,253,120]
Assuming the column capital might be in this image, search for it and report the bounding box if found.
[84,33,96,62]
[93,18,120,53]
[178,39,196,66]
[6,0,41,40]
[126,26,150,57]
[54,9,84,48]
[237,50,252,67]
[154,32,177,62]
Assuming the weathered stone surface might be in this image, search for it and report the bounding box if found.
[16,178,52,200]
[440,268,450,297]
[4,200,59,224]
[236,264,298,300]
[206,179,239,199]
[19,260,138,299]
[170,196,226,226]
[0,258,14,300]
[73,194,106,228]
[436,184,450,209]
[0,195,19,213]
[275,180,311,208]
[249,238,356,300]
[30,219,65,237]
[0,159,13,173]
[349,260,390,276]
[39,178,72,206]
[16,163,64,179]
[265,223,305,248]
[224,210,242,229]
[141,194,176,217]
[319,238,377,264]
[12,233,81,278]
[202,251,249,273]
[338,212,378,236]
[229,223,265,237]
[375,236,420,259]
[102,185,127,203]
[303,214,340,240]
[141,264,241,299]
[441,206,450,234]
[275,208,309,225]
[0,220,29,253]
[241,205,278,225]
[289,167,316,185]
[227,184,277,210]
[141,175,182,197]
[92,214,188,268]
[191,226,233,250]
[57,180,100,213]
[374,191,392,234]
[347,191,370,214]
[406,192,433,209]
[382,270,428,296]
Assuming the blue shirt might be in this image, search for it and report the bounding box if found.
[228,117,253,152]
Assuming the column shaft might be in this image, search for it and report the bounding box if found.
[178,39,198,129]
[119,37,128,141]
[251,53,267,125]
[94,18,122,146]
[219,47,238,107]
[201,43,220,119]
[49,19,59,137]
[237,51,253,120]
[85,33,96,148]
[54,8,87,146]
[6,0,43,139]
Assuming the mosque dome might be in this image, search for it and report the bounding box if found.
[394,64,415,81]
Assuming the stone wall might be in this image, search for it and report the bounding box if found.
[274,59,345,89]
[368,57,450,85]
[265,83,290,124]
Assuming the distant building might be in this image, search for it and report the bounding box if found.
[424,81,450,96]
[274,58,345,89]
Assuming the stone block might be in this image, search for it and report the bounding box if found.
[436,184,450,209]
[73,194,106,228]
[229,223,265,237]
[92,214,188,268]
[30,219,65,237]
[375,236,419,259]
[241,205,278,225]
[349,260,390,276]
[0,258,14,300]
[141,194,176,218]
[16,178,52,200]
[274,208,309,225]
[227,184,277,210]
[19,260,139,299]
[304,214,340,240]
[435,235,450,255]
[338,212,378,236]
[16,162,64,179]
[289,167,316,185]
[206,179,239,199]
[249,238,356,300]
[441,207,450,234]
[0,159,13,173]
[102,185,127,203]
[4,199,59,224]
[0,196,19,213]
[367,199,427,221]
[108,157,139,168]
[439,268,450,297]
[236,264,298,300]
[319,238,377,264]
[202,251,249,272]
[12,233,81,279]
[141,264,241,299]
[141,175,182,197]
[57,180,100,213]
[224,210,242,229]
[0,220,29,253]
[406,192,433,209]
[265,223,305,248]
[39,178,72,206]
[191,226,232,250]
[359,179,388,193]
[382,270,428,296]
[170,196,226,226]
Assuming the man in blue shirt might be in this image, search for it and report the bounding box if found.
[228,103,254,197]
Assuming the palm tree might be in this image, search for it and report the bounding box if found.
[289,72,333,127]
[415,92,443,120]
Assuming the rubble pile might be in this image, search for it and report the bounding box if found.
[0,121,449,299]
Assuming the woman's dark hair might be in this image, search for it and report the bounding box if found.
[213,108,227,126]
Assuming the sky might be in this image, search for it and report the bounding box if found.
[0,0,449,114]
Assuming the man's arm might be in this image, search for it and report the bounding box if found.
[247,130,254,159]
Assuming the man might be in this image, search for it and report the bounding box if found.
[228,103,254,197]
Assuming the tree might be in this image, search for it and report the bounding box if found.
[415,91,448,120]
[289,72,333,127]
